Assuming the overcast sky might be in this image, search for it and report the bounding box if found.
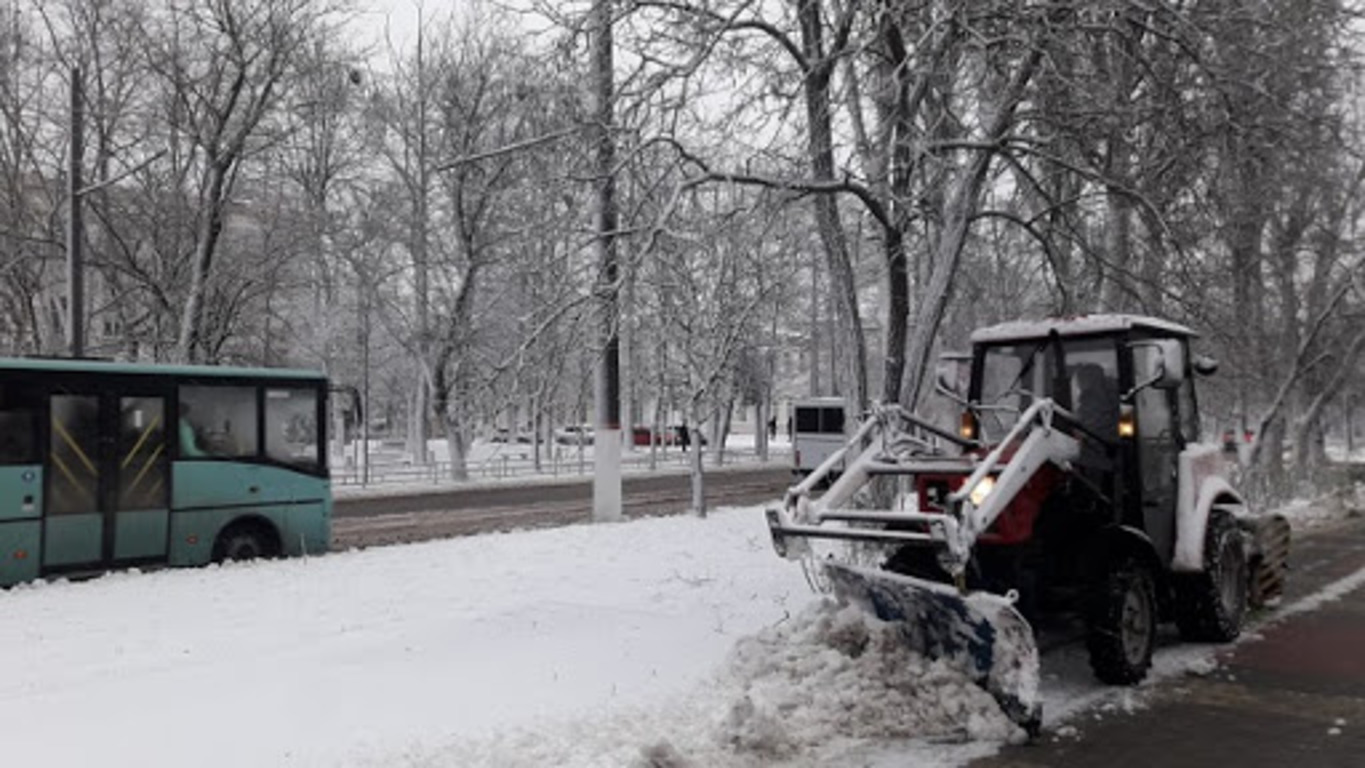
[351,0,554,57]
[352,0,423,54]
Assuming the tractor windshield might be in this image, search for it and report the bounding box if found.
[976,338,1120,441]
[977,343,1050,438]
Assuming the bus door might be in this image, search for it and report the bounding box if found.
[0,382,42,585]
[44,391,170,569]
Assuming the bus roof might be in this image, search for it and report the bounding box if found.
[970,314,1196,344]
[0,356,326,381]
[793,397,846,406]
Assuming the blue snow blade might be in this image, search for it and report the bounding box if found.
[824,562,1042,736]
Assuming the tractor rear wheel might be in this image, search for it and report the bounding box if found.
[1086,557,1157,685]
[1174,510,1247,642]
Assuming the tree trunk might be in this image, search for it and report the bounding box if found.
[443,413,470,482]
[711,395,733,468]
[881,225,908,404]
[1099,185,1133,311]
[1292,328,1365,479]
[756,398,769,462]
[900,51,1042,409]
[175,161,229,363]
[1347,393,1356,457]
[798,0,868,410]
[687,408,706,518]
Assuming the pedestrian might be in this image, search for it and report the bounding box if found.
[767,416,776,439]
[678,423,690,449]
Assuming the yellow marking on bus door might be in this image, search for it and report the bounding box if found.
[49,453,94,504]
[126,442,165,496]
[121,414,163,470]
[51,419,97,475]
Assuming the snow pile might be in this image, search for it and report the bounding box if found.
[713,600,1021,757]
[402,599,1020,768]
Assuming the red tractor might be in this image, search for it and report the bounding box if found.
[766,315,1290,733]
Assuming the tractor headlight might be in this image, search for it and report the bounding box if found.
[969,475,996,507]
[1118,404,1136,438]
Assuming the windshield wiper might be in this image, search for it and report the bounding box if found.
[1001,341,1045,400]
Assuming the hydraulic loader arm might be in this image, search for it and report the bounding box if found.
[944,401,1082,566]
[768,399,1084,581]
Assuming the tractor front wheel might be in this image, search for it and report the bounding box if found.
[1086,557,1157,685]
[1174,510,1247,642]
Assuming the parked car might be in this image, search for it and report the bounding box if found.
[629,426,705,447]
[490,428,532,444]
[554,425,595,445]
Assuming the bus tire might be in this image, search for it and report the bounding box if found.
[213,520,281,562]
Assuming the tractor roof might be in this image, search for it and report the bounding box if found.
[970,314,1197,344]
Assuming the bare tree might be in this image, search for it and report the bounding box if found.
[0,3,64,354]
[139,0,336,362]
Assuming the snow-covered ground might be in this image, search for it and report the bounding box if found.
[2,488,1361,767]
[1324,439,1365,463]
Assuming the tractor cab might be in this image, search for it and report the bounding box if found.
[954,315,1207,568]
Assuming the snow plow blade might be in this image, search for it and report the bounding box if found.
[825,562,1042,735]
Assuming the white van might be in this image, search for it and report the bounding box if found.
[792,397,848,476]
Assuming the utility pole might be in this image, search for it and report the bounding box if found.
[412,13,431,467]
[67,67,85,358]
[591,0,622,523]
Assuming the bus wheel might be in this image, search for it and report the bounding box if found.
[213,522,280,562]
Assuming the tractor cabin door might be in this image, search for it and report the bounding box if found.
[1132,348,1180,565]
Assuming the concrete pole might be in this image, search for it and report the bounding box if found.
[591,0,622,522]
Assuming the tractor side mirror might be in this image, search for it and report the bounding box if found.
[1128,339,1185,398]
[1153,339,1186,388]
[935,352,971,403]
[1192,354,1219,376]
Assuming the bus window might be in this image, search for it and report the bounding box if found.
[118,396,169,511]
[792,401,848,476]
[0,385,39,464]
[796,405,845,434]
[179,386,259,458]
[49,395,101,515]
[821,407,845,434]
[265,388,320,470]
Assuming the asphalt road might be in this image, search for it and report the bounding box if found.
[330,464,794,549]
[975,512,1365,768]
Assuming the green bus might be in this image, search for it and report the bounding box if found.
[0,357,331,587]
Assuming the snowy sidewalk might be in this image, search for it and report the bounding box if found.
[975,513,1365,767]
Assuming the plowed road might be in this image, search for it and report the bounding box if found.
[331,465,793,550]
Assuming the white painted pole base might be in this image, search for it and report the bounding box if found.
[593,428,623,522]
